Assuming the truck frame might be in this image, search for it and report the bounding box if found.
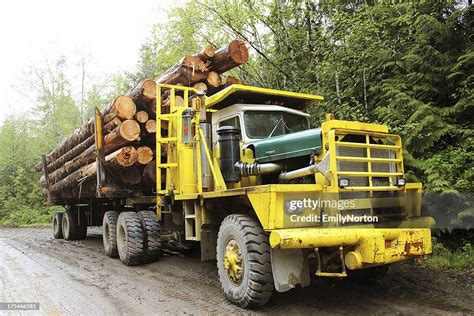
[48,83,434,308]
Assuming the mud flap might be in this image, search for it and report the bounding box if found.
[270,248,310,292]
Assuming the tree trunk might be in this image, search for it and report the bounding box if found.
[226,76,243,85]
[103,96,137,122]
[145,119,156,134]
[35,96,137,172]
[35,118,94,171]
[208,40,249,73]
[43,117,121,175]
[127,79,156,113]
[143,159,156,183]
[206,71,222,88]
[43,120,140,186]
[197,44,216,61]
[137,146,153,165]
[193,82,208,92]
[104,119,141,151]
[112,165,142,186]
[49,146,138,195]
[156,56,208,86]
[135,111,149,123]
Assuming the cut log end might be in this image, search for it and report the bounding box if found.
[207,71,222,88]
[135,111,149,123]
[142,79,156,101]
[229,40,249,64]
[137,146,154,165]
[119,119,141,141]
[114,96,137,120]
[193,82,208,92]
[116,146,138,167]
[198,44,216,60]
[226,76,244,85]
[145,119,156,134]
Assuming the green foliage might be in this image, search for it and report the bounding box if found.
[0,57,123,227]
[134,0,473,230]
[423,238,474,273]
[1,1,472,231]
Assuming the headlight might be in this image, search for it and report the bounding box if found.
[396,178,406,187]
[338,178,350,188]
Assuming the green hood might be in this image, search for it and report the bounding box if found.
[245,128,322,163]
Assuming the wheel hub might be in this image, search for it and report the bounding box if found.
[223,238,243,284]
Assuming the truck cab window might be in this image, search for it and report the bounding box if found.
[244,111,309,139]
[219,116,241,129]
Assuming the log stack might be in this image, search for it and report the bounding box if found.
[36,40,248,203]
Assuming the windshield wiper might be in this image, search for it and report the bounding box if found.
[267,118,283,138]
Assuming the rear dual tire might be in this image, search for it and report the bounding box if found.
[116,211,161,266]
[54,210,87,240]
[103,211,119,258]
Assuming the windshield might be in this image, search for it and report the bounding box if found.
[244,111,309,139]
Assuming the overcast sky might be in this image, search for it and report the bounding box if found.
[0,0,168,123]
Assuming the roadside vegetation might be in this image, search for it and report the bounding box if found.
[0,1,472,270]
[423,238,474,274]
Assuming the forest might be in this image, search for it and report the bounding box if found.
[0,1,472,256]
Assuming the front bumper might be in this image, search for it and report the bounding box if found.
[269,227,432,270]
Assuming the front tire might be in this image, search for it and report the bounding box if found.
[217,214,274,308]
[117,212,145,266]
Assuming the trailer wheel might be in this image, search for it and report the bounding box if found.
[117,212,145,266]
[53,212,63,239]
[217,214,274,308]
[62,210,79,241]
[103,211,119,258]
[138,210,161,262]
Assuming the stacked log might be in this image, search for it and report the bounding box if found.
[37,40,249,202]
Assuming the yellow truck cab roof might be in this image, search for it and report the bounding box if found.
[205,84,324,111]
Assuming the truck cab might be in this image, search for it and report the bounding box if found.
[211,103,311,144]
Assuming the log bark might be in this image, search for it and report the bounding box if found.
[226,76,244,85]
[35,118,94,171]
[104,119,141,151]
[127,79,156,113]
[208,40,249,73]
[135,111,149,123]
[206,71,222,88]
[143,159,156,183]
[43,120,140,187]
[36,96,137,172]
[49,146,138,195]
[137,146,153,165]
[43,118,121,175]
[197,44,216,61]
[156,56,209,86]
[193,82,208,92]
[115,165,142,186]
[104,96,137,122]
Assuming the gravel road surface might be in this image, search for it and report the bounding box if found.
[0,227,472,315]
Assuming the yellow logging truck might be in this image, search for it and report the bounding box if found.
[51,84,434,308]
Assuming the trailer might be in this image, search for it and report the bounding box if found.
[45,83,434,308]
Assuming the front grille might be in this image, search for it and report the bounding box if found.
[334,132,405,224]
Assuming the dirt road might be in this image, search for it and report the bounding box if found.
[0,227,472,315]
